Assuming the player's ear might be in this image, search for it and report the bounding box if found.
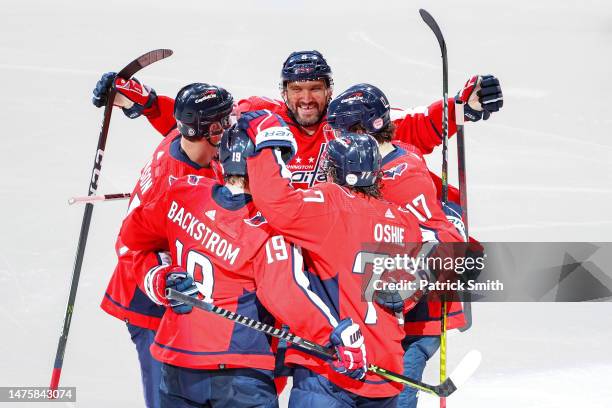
[280,88,288,104]
[325,87,333,104]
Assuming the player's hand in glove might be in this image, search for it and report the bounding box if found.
[456,74,503,122]
[238,109,297,162]
[374,288,404,313]
[92,71,158,119]
[442,201,467,242]
[143,265,199,314]
[329,318,367,380]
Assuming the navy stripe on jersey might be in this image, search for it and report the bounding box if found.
[103,290,165,318]
[290,244,340,327]
[212,185,252,211]
[381,144,407,167]
[153,342,274,357]
[228,290,275,354]
[404,298,463,322]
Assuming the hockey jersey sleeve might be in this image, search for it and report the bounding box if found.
[247,149,335,254]
[237,96,285,114]
[144,95,178,136]
[392,97,458,155]
[253,237,335,346]
[120,193,170,255]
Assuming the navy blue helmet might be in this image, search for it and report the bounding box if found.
[218,124,255,177]
[325,132,381,187]
[173,83,234,141]
[327,83,391,134]
[280,50,333,88]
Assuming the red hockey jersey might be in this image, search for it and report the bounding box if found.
[120,176,351,371]
[100,131,219,330]
[247,149,425,398]
[379,141,466,334]
[238,96,459,190]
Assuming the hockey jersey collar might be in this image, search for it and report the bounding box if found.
[170,135,210,170]
[212,184,252,211]
[381,144,407,167]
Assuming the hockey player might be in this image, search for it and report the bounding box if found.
[119,124,376,407]
[242,110,426,406]
[326,81,500,407]
[93,78,234,408]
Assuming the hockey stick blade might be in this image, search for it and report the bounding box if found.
[448,349,481,389]
[166,289,461,397]
[419,9,446,55]
[117,49,173,80]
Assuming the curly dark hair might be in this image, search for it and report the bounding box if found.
[347,122,396,144]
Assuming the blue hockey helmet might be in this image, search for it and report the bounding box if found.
[218,124,255,177]
[280,50,333,88]
[174,83,234,143]
[327,83,391,134]
[325,131,381,187]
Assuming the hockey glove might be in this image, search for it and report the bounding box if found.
[456,75,503,122]
[374,288,404,314]
[330,318,367,381]
[143,265,199,314]
[92,71,158,119]
[238,110,297,163]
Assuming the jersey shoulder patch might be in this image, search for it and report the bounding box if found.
[243,211,268,227]
[382,162,409,180]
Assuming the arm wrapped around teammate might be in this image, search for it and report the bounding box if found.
[329,318,368,381]
[143,264,198,314]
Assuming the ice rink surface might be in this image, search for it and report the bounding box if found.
[1,0,611,406]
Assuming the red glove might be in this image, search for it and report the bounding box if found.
[92,71,157,119]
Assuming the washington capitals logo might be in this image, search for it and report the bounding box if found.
[244,211,267,227]
[195,90,217,103]
[341,92,364,104]
[382,163,408,180]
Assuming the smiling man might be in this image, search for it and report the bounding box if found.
[237,50,336,188]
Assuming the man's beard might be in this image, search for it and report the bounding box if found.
[289,102,327,127]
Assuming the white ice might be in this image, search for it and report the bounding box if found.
[1,0,611,407]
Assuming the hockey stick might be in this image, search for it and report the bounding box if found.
[166,289,481,398]
[419,9,450,407]
[68,192,131,205]
[50,49,173,392]
[454,102,473,332]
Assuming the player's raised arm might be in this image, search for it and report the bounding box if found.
[91,72,178,136]
[240,110,335,251]
[392,74,503,155]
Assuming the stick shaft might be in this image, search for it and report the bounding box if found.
[68,193,131,205]
[166,289,457,397]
